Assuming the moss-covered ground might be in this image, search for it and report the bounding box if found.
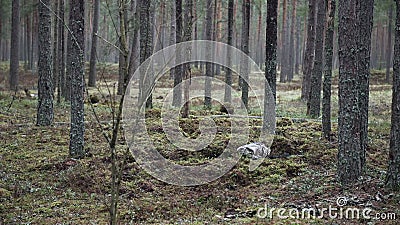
[0,65,399,224]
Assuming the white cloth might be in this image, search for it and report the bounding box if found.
[237,142,271,159]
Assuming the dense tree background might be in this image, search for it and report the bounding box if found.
[1,0,400,223]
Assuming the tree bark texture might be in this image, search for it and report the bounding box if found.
[288,0,297,82]
[58,0,65,103]
[67,0,85,158]
[279,0,289,83]
[52,0,59,93]
[357,0,374,171]
[301,0,316,100]
[307,0,326,118]
[173,0,183,107]
[337,0,374,184]
[240,0,251,108]
[386,7,394,84]
[386,0,400,190]
[265,0,278,102]
[139,0,153,109]
[9,0,20,91]
[322,0,335,139]
[88,0,100,87]
[204,0,213,109]
[37,0,54,126]
[225,0,234,104]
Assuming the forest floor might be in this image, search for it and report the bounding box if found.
[0,64,399,224]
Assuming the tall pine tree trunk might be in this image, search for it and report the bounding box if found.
[118,1,128,95]
[322,0,335,139]
[68,0,85,158]
[173,0,183,107]
[37,0,54,126]
[301,0,316,100]
[357,0,374,171]
[58,0,65,103]
[139,0,153,109]
[288,0,297,82]
[204,0,213,109]
[169,0,176,79]
[0,1,2,62]
[338,0,361,184]
[386,0,400,190]
[240,0,250,108]
[265,0,278,102]
[386,7,394,84]
[181,0,193,118]
[307,0,325,118]
[264,0,278,133]
[279,0,288,83]
[52,0,58,93]
[9,0,20,91]
[295,16,301,75]
[337,0,374,185]
[128,0,140,79]
[88,0,100,87]
[225,0,234,104]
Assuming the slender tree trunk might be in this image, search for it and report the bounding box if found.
[139,0,153,109]
[64,0,71,101]
[27,10,33,70]
[58,0,65,103]
[110,1,129,223]
[52,0,58,93]
[256,3,263,67]
[33,10,39,72]
[204,0,213,109]
[295,16,301,75]
[169,0,176,79]
[301,0,316,100]
[23,0,28,70]
[280,0,288,83]
[333,29,338,69]
[386,0,400,190]
[182,0,193,118]
[9,0,20,91]
[68,0,85,158]
[25,7,31,69]
[118,1,128,95]
[322,0,335,139]
[225,0,234,104]
[371,27,378,69]
[265,0,278,102]
[288,0,297,82]
[307,0,326,118]
[240,0,251,108]
[193,0,199,68]
[357,0,374,171]
[20,19,24,64]
[0,1,2,62]
[213,0,219,76]
[386,7,394,84]
[379,23,386,70]
[160,0,166,50]
[88,0,100,87]
[128,0,139,78]
[264,0,278,134]
[173,0,183,107]
[37,0,54,126]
